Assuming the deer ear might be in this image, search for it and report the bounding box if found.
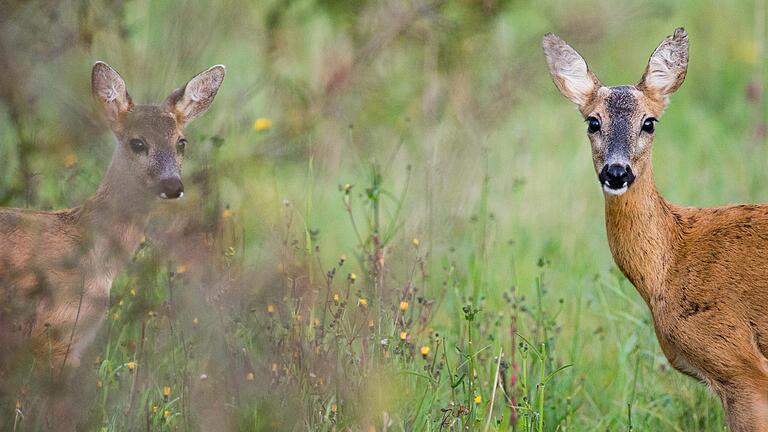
[639,27,688,99]
[92,62,133,124]
[164,65,225,125]
[542,33,601,107]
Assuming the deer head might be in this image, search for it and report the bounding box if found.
[91,62,225,201]
[542,28,689,196]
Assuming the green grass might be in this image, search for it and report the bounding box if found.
[0,0,765,430]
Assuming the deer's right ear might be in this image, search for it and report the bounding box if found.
[91,62,133,124]
[164,65,226,125]
[542,33,600,107]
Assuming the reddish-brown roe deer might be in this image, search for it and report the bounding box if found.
[0,61,224,428]
[544,28,768,431]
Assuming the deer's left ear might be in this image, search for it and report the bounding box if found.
[165,65,226,125]
[638,27,688,100]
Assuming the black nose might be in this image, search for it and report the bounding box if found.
[599,164,635,189]
[158,177,184,199]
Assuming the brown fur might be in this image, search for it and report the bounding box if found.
[544,28,768,431]
[0,61,224,429]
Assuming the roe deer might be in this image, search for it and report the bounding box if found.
[0,62,224,394]
[544,28,768,431]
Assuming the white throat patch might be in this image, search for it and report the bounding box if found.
[603,183,628,196]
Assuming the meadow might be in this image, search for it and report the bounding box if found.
[0,0,766,430]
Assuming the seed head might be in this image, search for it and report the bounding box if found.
[64,153,78,168]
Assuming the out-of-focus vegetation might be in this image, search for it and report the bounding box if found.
[0,0,766,430]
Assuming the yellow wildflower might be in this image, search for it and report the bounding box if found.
[331,403,338,413]
[348,272,357,283]
[399,331,408,341]
[420,346,431,357]
[333,293,340,303]
[126,361,136,371]
[412,238,420,247]
[358,298,368,307]
[474,394,482,404]
[152,405,159,414]
[266,304,275,314]
[399,301,409,311]
[164,409,171,418]
[162,385,171,397]
[254,118,273,132]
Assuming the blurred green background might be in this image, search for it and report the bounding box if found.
[0,0,766,430]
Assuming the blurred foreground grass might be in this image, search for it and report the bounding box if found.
[1,0,766,430]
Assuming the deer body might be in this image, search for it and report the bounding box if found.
[0,169,149,367]
[544,28,768,430]
[0,62,225,423]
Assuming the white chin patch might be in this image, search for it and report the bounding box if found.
[602,183,628,196]
[159,192,184,200]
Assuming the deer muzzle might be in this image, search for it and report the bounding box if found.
[158,177,184,200]
[599,163,635,196]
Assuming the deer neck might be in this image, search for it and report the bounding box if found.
[603,163,681,304]
[76,157,153,279]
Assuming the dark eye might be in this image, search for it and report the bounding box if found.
[129,138,146,154]
[177,138,187,155]
[642,118,657,133]
[587,116,601,133]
